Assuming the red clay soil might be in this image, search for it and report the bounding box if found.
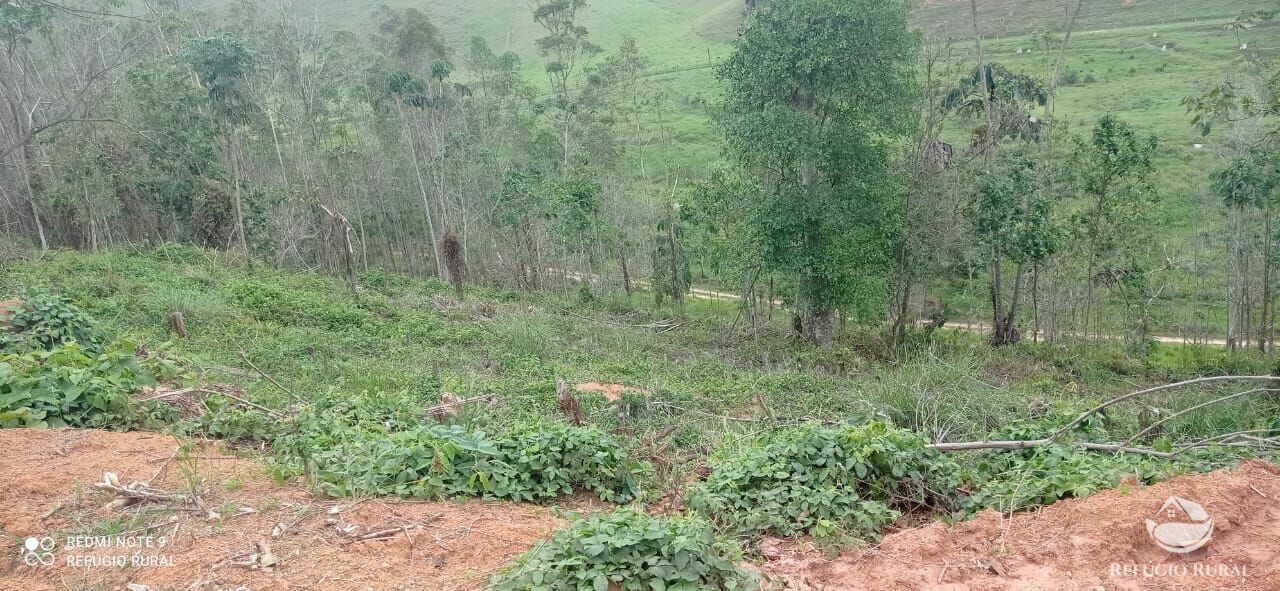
[0,428,564,591]
[1,428,1278,591]
[761,460,1280,591]
[574,382,651,402]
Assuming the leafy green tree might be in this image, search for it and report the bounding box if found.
[1213,150,1280,350]
[968,154,1057,345]
[714,0,919,346]
[125,58,221,240]
[1186,10,1280,350]
[1069,115,1158,341]
[1185,10,1280,141]
[366,8,458,279]
[185,34,261,257]
[652,202,692,307]
[528,0,602,169]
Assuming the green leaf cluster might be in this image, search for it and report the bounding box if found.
[0,341,155,429]
[490,509,757,591]
[961,444,1173,512]
[686,421,960,540]
[226,279,374,330]
[274,398,649,502]
[2,292,108,353]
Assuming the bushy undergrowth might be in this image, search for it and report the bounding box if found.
[961,444,1176,512]
[0,292,179,429]
[687,422,960,540]
[272,391,649,501]
[0,341,152,428]
[958,416,1190,512]
[2,292,108,353]
[292,423,648,501]
[490,509,757,591]
[2,250,1270,530]
[228,278,374,330]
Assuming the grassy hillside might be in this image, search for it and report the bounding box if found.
[189,1,1270,178]
[2,247,1270,443]
[915,0,1277,39]
[176,0,1273,330]
[2,248,1276,522]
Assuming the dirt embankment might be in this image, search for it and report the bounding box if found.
[762,460,1280,591]
[0,429,563,591]
[1,428,1278,591]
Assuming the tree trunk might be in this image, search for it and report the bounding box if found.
[804,307,836,348]
[396,98,444,278]
[619,246,632,295]
[1260,202,1274,352]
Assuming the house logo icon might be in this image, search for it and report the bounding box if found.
[1145,496,1214,554]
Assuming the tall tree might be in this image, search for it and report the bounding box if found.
[1213,150,1279,351]
[185,33,260,258]
[968,154,1057,345]
[1069,115,1158,342]
[528,0,601,168]
[715,0,920,346]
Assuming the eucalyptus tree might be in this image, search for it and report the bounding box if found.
[1068,115,1158,342]
[0,2,152,250]
[967,154,1057,345]
[368,7,457,278]
[528,0,601,169]
[715,0,920,347]
[1186,10,1280,349]
[652,202,692,307]
[124,57,221,242]
[1213,151,1279,351]
[184,33,260,258]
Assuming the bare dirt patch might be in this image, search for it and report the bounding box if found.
[0,428,563,591]
[574,381,650,402]
[2,428,1277,591]
[761,459,1280,590]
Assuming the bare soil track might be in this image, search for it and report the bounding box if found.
[0,429,564,591]
[1,428,1277,591]
[763,460,1280,591]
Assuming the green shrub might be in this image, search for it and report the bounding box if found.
[0,341,154,429]
[227,279,372,329]
[960,444,1175,512]
[686,421,960,540]
[274,402,650,502]
[957,415,1189,512]
[147,242,211,265]
[490,509,757,591]
[2,292,107,353]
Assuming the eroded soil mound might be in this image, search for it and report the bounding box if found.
[2,428,1278,591]
[0,429,562,591]
[762,460,1280,591]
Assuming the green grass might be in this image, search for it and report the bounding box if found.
[4,248,1274,449]
[3,247,1276,533]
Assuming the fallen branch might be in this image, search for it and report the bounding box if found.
[93,472,190,504]
[1123,387,1280,446]
[649,401,758,423]
[339,513,442,544]
[1173,429,1279,454]
[424,394,498,416]
[931,376,1280,458]
[239,349,305,404]
[1049,375,1280,440]
[140,386,286,419]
